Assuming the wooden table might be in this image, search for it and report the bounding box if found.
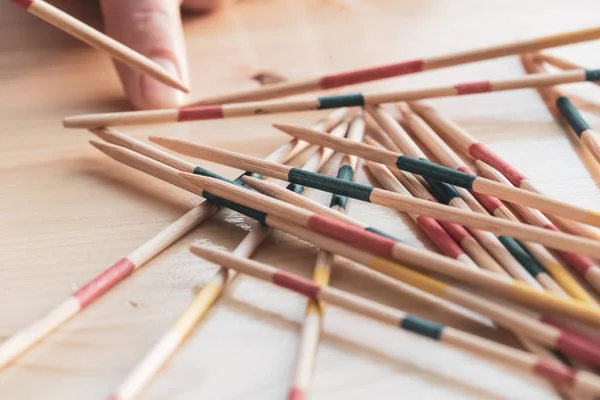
[2,1,600,399]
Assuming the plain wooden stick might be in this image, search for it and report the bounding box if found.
[10,0,188,92]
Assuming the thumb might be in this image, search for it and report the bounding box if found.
[100,0,189,110]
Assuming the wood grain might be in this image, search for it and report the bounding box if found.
[2,1,600,399]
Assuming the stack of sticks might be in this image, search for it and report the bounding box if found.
[5,6,600,397]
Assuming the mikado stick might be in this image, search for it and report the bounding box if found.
[8,0,187,92]
[289,116,363,400]
[63,68,600,129]
[534,52,600,87]
[269,125,600,231]
[183,26,600,105]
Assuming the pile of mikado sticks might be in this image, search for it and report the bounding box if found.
[6,1,600,398]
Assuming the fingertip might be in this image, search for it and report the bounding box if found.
[100,0,189,110]
[136,57,185,109]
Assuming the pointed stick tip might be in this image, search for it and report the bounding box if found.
[177,83,191,94]
[188,243,215,259]
[241,175,258,184]
[272,123,294,133]
[89,139,113,153]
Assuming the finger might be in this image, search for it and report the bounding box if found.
[100,0,189,110]
[181,0,231,13]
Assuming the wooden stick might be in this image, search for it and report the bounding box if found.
[477,160,600,299]
[282,108,351,164]
[288,120,363,400]
[109,224,272,400]
[189,243,600,397]
[410,100,600,243]
[89,113,348,186]
[181,26,600,105]
[269,124,600,231]
[360,131,490,272]
[394,103,574,298]
[523,56,600,167]
[63,68,600,129]
[534,52,600,87]
[0,136,297,371]
[368,158,537,283]
[9,0,187,93]
[179,173,600,330]
[366,106,541,287]
[364,159,486,271]
[150,136,600,259]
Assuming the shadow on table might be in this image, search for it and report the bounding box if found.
[78,157,194,217]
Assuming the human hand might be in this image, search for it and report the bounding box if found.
[100,0,229,110]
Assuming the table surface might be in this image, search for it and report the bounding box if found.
[2,1,600,399]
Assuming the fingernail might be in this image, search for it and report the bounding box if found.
[139,57,183,109]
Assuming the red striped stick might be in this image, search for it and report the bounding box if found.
[183,26,600,106]
[62,68,600,129]
[365,159,487,271]
[0,137,296,370]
